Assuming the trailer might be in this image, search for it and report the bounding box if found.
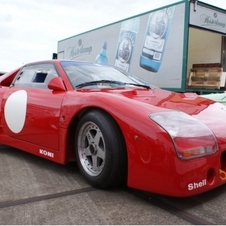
[57,0,226,94]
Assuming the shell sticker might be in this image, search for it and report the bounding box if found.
[5,90,27,133]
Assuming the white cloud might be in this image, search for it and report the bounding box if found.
[0,0,225,72]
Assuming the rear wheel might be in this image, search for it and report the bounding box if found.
[75,110,126,188]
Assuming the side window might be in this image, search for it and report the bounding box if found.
[14,63,59,89]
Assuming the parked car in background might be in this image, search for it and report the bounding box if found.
[1,60,226,197]
[200,92,226,106]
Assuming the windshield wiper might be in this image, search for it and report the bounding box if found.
[124,82,150,89]
[75,80,124,88]
[75,80,150,89]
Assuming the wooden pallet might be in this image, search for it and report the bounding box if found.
[188,67,223,89]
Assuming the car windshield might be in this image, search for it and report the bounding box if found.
[60,61,153,89]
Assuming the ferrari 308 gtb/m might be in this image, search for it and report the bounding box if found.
[1,60,226,197]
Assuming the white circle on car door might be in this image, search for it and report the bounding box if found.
[5,90,27,133]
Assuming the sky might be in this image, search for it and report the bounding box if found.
[1,0,226,72]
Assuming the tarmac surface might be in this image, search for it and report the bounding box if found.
[1,145,226,225]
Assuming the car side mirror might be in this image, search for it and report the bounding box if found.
[48,77,66,91]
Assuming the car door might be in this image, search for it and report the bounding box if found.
[1,63,66,151]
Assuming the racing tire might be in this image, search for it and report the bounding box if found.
[75,110,127,188]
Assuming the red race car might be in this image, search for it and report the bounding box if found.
[0,60,226,197]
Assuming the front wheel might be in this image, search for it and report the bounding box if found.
[75,110,126,188]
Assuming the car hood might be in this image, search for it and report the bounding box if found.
[102,87,226,137]
[105,87,214,115]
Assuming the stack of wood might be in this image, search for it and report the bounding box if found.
[188,63,223,89]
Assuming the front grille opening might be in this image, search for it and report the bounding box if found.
[220,151,226,172]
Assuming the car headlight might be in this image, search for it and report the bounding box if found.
[149,111,218,160]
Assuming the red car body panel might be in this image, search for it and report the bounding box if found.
[0,60,226,197]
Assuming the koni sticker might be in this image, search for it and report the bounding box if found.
[39,149,54,158]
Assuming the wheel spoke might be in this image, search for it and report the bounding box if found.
[93,130,102,144]
[92,155,98,171]
[84,146,91,156]
[96,146,105,159]
[86,130,94,144]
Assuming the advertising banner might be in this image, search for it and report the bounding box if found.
[58,2,186,89]
[190,2,226,34]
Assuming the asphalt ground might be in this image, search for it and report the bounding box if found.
[1,145,226,225]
